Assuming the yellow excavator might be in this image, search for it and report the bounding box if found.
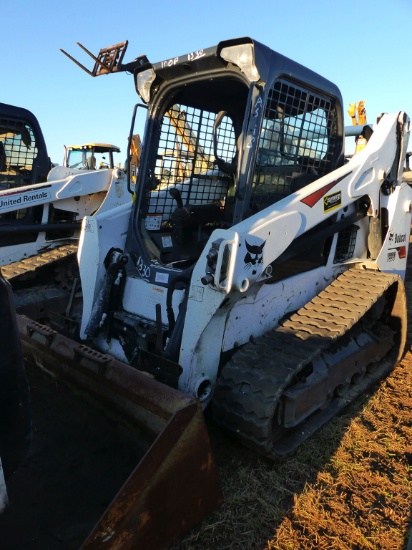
[347,100,368,154]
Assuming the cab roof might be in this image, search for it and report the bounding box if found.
[66,143,121,153]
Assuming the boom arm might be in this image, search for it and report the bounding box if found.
[175,111,412,395]
[203,112,411,294]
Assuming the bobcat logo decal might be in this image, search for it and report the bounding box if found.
[244,240,266,274]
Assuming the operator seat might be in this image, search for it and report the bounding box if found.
[0,143,7,172]
[87,155,96,170]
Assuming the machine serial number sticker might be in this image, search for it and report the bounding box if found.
[189,285,204,302]
[145,214,162,230]
[161,235,173,248]
[155,272,169,284]
[84,219,94,232]
[323,191,342,213]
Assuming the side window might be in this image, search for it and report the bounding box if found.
[251,80,339,211]
[0,120,38,190]
[0,119,39,221]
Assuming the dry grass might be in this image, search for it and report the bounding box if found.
[172,253,412,550]
[270,358,412,550]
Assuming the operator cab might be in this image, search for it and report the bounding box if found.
[0,103,53,246]
[127,38,344,279]
[64,143,121,170]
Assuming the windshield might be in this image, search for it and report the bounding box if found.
[132,76,249,268]
[147,104,236,210]
[67,148,120,170]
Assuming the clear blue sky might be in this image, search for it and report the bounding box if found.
[3,0,411,164]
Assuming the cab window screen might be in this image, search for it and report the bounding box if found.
[0,119,38,190]
[0,119,39,221]
[251,80,339,211]
[145,104,236,222]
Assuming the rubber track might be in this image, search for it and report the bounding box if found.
[1,245,77,282]
[212,268,401,459]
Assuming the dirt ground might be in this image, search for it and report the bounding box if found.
[1,251,412,550]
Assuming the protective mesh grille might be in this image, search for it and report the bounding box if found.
[0,118,38,189]
[334,225,358,264]
[251,79,338,210]
[146,104,235,221]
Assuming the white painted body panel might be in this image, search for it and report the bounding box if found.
[78,202,132,339]
[0,168,132,266]
[77,112,412,403]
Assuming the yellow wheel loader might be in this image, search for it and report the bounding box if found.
[64,142,121,171]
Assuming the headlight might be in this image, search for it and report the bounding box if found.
[220,43,260,82]
[136,67,156,103]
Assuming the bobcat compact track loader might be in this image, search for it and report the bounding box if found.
[0,103,131,276]
[5,38,412,547]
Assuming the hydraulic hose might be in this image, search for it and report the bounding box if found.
[164,276,190,362]
[85,257,127,339]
